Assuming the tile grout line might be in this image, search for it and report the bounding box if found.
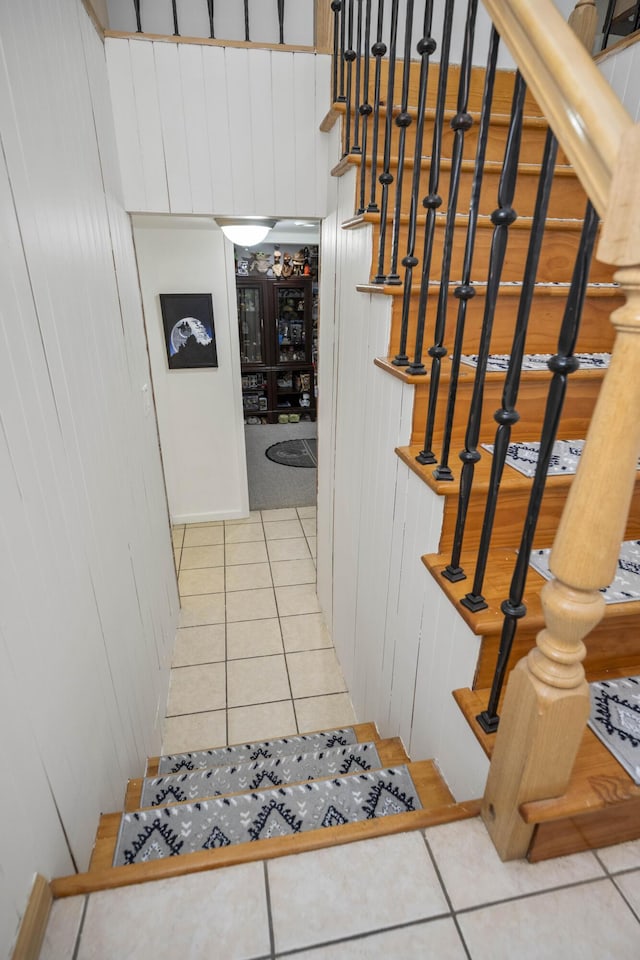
[421,833,473,960]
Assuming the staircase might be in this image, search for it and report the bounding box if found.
[323,8,640,862]
[50,724,478,898]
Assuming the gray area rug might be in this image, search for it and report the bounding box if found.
[141,742,381,807]
[245,421,317,510]
[156,728,358,775]
[589,676,640,783]
[115,767,421,865]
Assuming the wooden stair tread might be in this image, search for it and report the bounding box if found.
[333,153,577,179]
[327,100,549,127]
[126,737,409,812]
[145,722,380,777]
[454,686,640,826]
[58,759,477,898]
[344,210,586,232]
[357,280,622,299]
[374,354,608,388]
[423,548,640,635]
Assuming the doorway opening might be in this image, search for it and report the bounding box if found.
[234,219,320,511]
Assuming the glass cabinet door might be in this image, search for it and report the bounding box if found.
[275,286,307,363]
[237,284,264,365]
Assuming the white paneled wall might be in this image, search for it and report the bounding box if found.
[105,38,331,218]
[597,40,640,120]
[133,216,249,523]
[0,3,178,952]
[317,171,487,801]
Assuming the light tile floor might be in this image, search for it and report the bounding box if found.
[165,508,356,754]
[39,511,640,958]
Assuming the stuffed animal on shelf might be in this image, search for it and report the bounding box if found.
[250,251,271,274]
[272,248,283,277]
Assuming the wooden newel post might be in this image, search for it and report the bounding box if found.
[481,124,640,860]
[568,0,598,52]
[315,0,334,54]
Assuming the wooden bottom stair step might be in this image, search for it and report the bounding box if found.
[454,687,640,862]
[51,724,480,899]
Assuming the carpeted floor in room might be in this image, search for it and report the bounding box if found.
[244,421,317,510]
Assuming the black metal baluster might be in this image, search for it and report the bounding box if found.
[633,3,640,32]
[393,0,437,365]
[461,130,559,611]
[344,1,356,156]
[357,0,374,213]
[339,0,347,101]
[351,0,364,154]
[331,1,343,104]
[277,0,285,44]
[171,0,179,35]
[244,0,250,41]
[477,201,600,732]
[442,72,527,582]
[373,0,400,283]
[207,0,215,38]
[367,1,386,212]
[385,0,415,284]
[405,0,455,366]
[416,0,479,440]
[600,0,616,50]
[133,0,142,32]
[435,28,500,481]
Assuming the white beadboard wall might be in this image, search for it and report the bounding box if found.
[105,38,332,218]
[597,40,640,120]
[133,216,249,523]
[0,2,178,952]
[317,169,488,801]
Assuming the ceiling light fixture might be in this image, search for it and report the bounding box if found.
[216,217,277,247]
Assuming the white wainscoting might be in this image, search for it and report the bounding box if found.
[597,38,640,120]
[0,3,178,952]
[105,38,332,218]
[317,169,488,801]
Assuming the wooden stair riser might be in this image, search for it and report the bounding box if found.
[369,61,544,119]
[126,737,409,811]
[343,156,588,223]
[341,108,561,167]
[364,216,612,288]
[475,616,640,690]
[410,371,604,448]
[385,287,621,361]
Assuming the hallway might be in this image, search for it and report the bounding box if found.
[166,507,355,754]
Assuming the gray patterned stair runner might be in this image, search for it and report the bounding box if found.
[155,727,359,774]
[141,742,381,807]
[115,766,421,866]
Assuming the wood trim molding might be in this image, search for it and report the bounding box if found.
[594,27,640,63]
[104,30,315,55]
[80,0,106,39]
[11,875,52,960]
[481,0,631,216]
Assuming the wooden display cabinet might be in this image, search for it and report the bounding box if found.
[236,277,316,424]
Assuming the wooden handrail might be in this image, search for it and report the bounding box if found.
[482,0,631,216]
[568,0,598,51]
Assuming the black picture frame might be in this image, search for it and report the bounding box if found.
[160,293,218,370]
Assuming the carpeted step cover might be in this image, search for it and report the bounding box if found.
[141,742,381,807]
[155,727,359,775]
[115,766,421,866]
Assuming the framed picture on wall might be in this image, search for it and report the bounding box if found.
[160,293,218,370]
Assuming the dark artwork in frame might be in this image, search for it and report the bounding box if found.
[160,293,218,370]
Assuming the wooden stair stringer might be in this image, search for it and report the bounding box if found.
[53,759,480,899]
[453,687,640,862]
